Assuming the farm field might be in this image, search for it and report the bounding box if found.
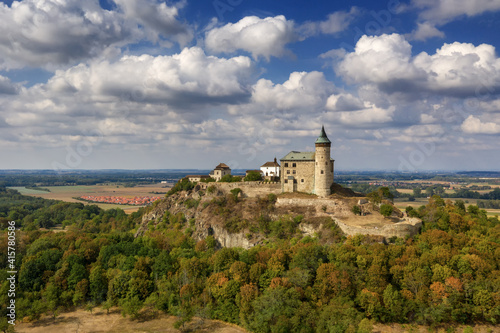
[9,183,171,214]
[394,197,500,217]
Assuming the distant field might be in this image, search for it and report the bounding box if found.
[395,197,500,216]
[9,184,171,214]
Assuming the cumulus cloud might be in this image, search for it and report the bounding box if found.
[413,0,500,24]
[479,99,500,112]
[336,34,500,97]
[250,71,334,111]
[409,0,500,41]
[53,47,254,108]
[0,75,19,95]
[461,115,500,134]
[337,34,424,86]
[114,0,192,46]
[409,22,445,41]
[0,47,256,149]
[0,0,191,70]
[330,106,396,127]
[205,15,297,60]
[299,7,359,37]
[326,93,366,111]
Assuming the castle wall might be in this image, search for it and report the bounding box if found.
[281,160,315,193]
[210,182,281,197]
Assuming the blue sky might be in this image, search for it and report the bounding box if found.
[0,0,500,171]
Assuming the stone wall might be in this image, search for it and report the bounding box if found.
[334,218,422,239]
[209,182,281,198]
[281,160,315,193]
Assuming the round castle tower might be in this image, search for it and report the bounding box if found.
[314,126,334,197]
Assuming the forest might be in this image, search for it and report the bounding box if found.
[0,186,499,332]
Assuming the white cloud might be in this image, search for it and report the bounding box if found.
[332,106,396,127]
[114,0,192,46]
[299,7,359,37]
[410,0,500,41]
[326,93,365,111]
[413,0,500,24]
[0,47,256,149]
[0,0,191,70]
[205,15,297,60]
[408,22,445,41]
[250,71,334,111]
[461,115,500,134]
[0,75,19,95]
[336,34,424,86]
[403,124,445,137]
[479,99,500,112]
[337,34,500,97]
[420,113,438,123]
[51,47,254,108]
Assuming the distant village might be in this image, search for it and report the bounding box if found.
[79,195,162,206]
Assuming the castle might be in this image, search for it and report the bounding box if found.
[280,126,334,197]
[198,126,335,197]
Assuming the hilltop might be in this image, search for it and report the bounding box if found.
[136,181,421,247]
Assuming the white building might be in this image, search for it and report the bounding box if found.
[260,158,280,180]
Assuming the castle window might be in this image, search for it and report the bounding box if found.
[325,162,328,165]
[301,179,304,183]
[292,163,296,167]
[285,179,288,183]
[284,163,288,167]
[292,170,296,175]
[287,170,290,174]
[321,170,324,174]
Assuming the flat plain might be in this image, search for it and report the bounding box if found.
[10,183,171,214]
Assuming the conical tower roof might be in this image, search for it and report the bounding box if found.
[315,126,331,144]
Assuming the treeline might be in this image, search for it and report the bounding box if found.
[1,190,499,332]
[0,187,141,232]
[0,171,191,187]
[350,183,500,201]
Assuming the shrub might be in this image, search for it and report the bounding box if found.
[167,178,195,196]
[244,171,263,181]
[230,188,242,201]
[184,198,199,209]
[207,185,217,194]
[380,204,394,218]
[351,205,361,215]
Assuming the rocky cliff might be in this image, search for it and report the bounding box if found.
[136,183,421,249]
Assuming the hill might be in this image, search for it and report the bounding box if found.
[136,182,421,248]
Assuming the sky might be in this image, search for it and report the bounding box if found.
[0,0,500,171]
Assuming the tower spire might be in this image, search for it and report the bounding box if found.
[315,125,331,144]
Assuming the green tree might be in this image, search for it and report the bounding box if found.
[44,282,60,319]
[89,265,107,304]
[120,295,143,319]
[250,286,301,333]
[244,171,263,181]
[380,204,394,218]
